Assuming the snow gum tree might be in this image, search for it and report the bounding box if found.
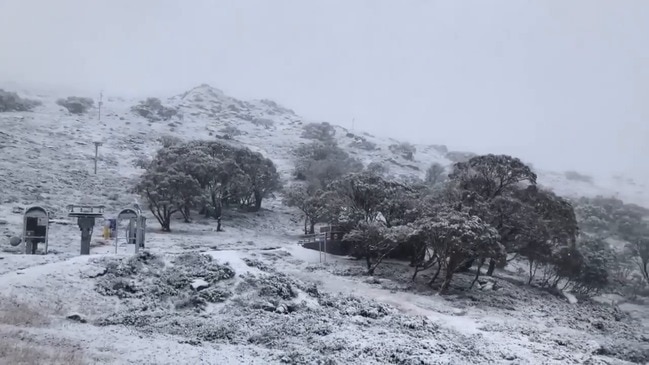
[449,154,537,275]
[293,141,363,191]
[133,157,202,232]
[134,140,281,231]
[414,208,503,293]
[343,222,417,275]
[424,162,446,187]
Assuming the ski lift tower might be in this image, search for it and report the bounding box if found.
[67,205,105,255]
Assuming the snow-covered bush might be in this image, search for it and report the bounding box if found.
[445,150,477,163]
[565,170,594,184]
[0,89,41,112]
[293,141,362,190]
[219,125,243,137]
[251,117,274,129]
[56,96,94,114]
[131,97,178,122]
[424,162,446,186]
[301,122,336,142]
[389,142,416,161]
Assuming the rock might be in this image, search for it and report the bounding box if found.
[66,314,87,323]
[9,236,21,246]
[562,290,578,304]
[275,304,287,314]
[190,279,209,291]
[12,207,24,214]
[80,266,107,279]
[0,219,8,225]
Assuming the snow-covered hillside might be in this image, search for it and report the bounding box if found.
[1,84,648,365]
[1,83,646,215]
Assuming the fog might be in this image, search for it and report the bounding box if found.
[1,0,647,182]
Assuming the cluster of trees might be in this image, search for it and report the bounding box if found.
[574,196,649,293]
[286,153,616,294]
[133,140,281,231]
[0,89,41,112]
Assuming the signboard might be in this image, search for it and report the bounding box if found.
[67,205,105,217]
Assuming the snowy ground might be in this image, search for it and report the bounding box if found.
[2,209,649,364]
[2,84,649,364]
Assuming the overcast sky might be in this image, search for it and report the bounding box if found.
[1,0,647,181]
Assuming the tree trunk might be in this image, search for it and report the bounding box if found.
[457,259,474,272]
[486,258,496,276]
[470,259,485,289]
[365,254,372,271]
[439,268,454,294]
[528,259,535,285]
[161,216,171,232]
[181,205,191,223]
[216,217,222,232]
[252,191,263,212]
[412,266,421,281]
[303,216,308,235]
[309,221,316,235]
[429,264,442,286]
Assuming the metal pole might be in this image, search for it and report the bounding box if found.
[94,144,98,174]
[323,232,327,263]
[114,218,118,254]
[93,141,102,175]
[98,91,103,122]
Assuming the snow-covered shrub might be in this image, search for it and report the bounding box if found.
[131,97,178,122]
[251,117,274,129]
[293,141,362,189]
[389,142,416,161]
[424,162,446,186]
[158,134,182,148]
[56,96,94,114]
[565,170,593,184]
[301,122,336,142]
[445,151,477,163]
[0,89,41,112]
[219,125,243,137]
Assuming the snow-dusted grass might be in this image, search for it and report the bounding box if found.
[0,296,85,365]
[0,335,85,365]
